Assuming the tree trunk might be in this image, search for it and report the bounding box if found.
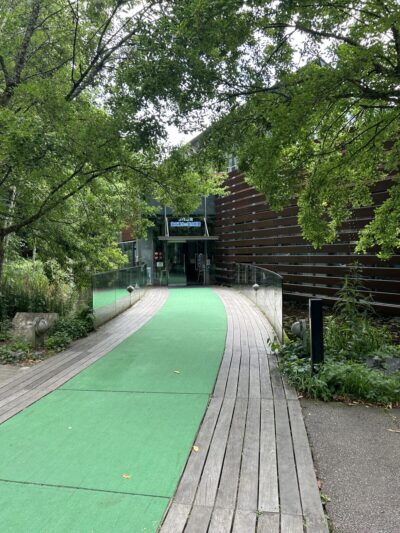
[0,234,5,287]
[0,185,17,285]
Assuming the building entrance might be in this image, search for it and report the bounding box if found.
[166,241,208,286]
[160,238,217,286]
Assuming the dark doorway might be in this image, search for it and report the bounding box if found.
[164,239,216,286]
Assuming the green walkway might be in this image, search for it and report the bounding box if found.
[0,288,227,532]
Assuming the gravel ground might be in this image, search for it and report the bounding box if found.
[301,399,400,533]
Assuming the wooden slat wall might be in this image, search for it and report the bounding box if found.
[215,172,400,314]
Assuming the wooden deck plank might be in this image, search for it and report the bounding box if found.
[159,503,190,533]
[259,352,273,399]
[249,348,261,399]
[237,313,250,399]
[207,507,234,533]
[283,377,300,400]
[194,397,235,507]
[215,397,248,509]
[281,513,304,533]
[174,397,223,506]
[257,512,280,533]
[288,402,328,532]
[232,510,257,533]
[183,505,212,533]
[268,355,286,399]
[223,343,241,399]
[259,399,279,513]
[212,313,234,398]
[274,400,303,517]
[237,397,260,511]
[305,515,330,533]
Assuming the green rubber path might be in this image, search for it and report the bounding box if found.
[0,288,227,532]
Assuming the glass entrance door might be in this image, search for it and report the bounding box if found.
[167,242,187,286]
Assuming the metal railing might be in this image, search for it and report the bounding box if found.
[92,264,147,326]
[235,263,283,342]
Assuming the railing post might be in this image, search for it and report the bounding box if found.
[309,298,324,373]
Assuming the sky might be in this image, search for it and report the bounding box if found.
[166,124,203,146]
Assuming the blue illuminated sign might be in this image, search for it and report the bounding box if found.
[170,218,201,228]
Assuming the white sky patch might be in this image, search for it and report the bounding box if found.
[166,124,201,146]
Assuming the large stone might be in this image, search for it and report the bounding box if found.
[12,312,59,347]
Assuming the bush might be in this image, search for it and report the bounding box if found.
[0,259,77,319]
[323,266,394,361]
[44,331,72,352]
[0,319,12,342]
[279,346,400,405]
[45,310,94,352]
[279,267,400,405]
[324,315,391,361]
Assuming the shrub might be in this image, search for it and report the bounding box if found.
[44,331,72,352]
[324,315,390,361]
[0,319,12,342]
[0,259,77,318]
[45,310,94,352]
[324,265,394,360]
[279,349,400,405]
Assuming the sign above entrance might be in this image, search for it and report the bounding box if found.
[168,216,204,236]
[170,217,201,228]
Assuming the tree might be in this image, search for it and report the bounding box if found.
[144,1,400,258]
[0,0,227,282]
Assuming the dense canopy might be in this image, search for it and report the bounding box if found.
[1,0,399,285]
[158,0,400,258]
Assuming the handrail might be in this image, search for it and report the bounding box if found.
[92,264,146,277]
[236,263,283,281]
[234,262,283,342]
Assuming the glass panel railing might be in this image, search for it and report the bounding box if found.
[235,263,283,342]
[92,265,147,326]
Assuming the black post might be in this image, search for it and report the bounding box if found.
[309,298,324,373]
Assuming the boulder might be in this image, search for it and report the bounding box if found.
[12,312,59,348]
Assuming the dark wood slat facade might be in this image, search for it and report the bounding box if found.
[215,173,400,314]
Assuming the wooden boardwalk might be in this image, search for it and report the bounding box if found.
[160,288,328,533]
[0,288,168,424]
[0,286,327,532]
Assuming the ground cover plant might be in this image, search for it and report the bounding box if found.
[0,310,94,366]
[44,310,94,352]
[279,271,400,405]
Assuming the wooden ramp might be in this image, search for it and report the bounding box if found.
[160,288,328,533]
[0,288,168,424]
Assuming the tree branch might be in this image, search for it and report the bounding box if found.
[0,0,41,106]
[1,164,121,237]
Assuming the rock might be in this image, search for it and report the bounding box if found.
[291,319,308,339]
[384,357,400,374]
[12,312,59,348]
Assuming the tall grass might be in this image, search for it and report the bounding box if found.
[0,260,78,319]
